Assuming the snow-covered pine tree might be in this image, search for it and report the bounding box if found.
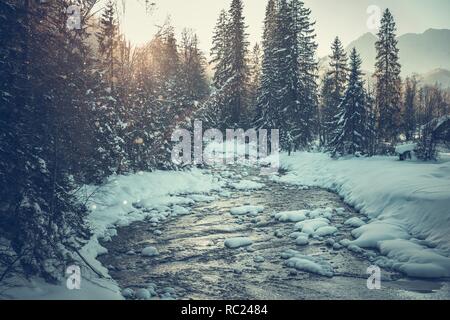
[227,0,250,127]
[209,0,250,128]
[365,83,378,156]
[375,9,402,146]
[329,48,368,157]
[293,0,319,149]
[416,124,437,161]
[179,29,209,107]
[319,74,334,146]
[254,0,278,129]
[0,0,91,281]
[322,37,348,145]
[403,76,418,141]
[246,43,262,127]
[211,10,231,90]
[273,0,298,152]
[95,0,128,176]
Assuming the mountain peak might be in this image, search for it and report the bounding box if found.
[342,29,450,75]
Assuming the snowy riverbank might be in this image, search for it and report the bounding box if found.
[275,152,450,278]
[0,168,224,299]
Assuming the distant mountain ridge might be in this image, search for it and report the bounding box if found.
[419,68,450,88]
[343,28,450,76]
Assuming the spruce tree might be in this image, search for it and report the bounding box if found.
[323,37,348,145]
[211,10,230,90]
[329,48,367,157]
[180,29,209,106]
[227,0,250,127]
[255,0,318,151]
[209,0,249,128]
[293,0,319,149]
[95,0,128,175]
[254,0,278,129]
[374,9,402,146]
[403,76,418,141]
[247,43,262,126]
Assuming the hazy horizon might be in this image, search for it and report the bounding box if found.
[106,0,450,57]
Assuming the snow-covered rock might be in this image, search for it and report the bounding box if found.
[141,246,159,257]
[294,218,330,235]
[281,250,333,277]
[224,237,253,249]
[274,210,308,222]
[295,235,309,246]
[230,205,264,216]
[135,288,151,300]
[315,226,337,237]
[344,217,366,228]
[121,288,134,299]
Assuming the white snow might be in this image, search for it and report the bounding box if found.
[224,237,253,249]
[315,226,338,237]
[350,221,410,248]
[276,152,450,278]
[141,246,159,257]
[121,288,134,299]
[294,218,330,235]
[274,210,308,222]
[281,249,333,277]
[230,205,264,216]
[395,143,417,154]
[345,217,366,228]
[171,205,191,216]
[295,235,310,246]
[378,239,450,278]
[135,288,151,300]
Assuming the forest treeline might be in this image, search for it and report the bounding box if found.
[0,0,449,282]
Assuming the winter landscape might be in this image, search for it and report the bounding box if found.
[1,0,450,302]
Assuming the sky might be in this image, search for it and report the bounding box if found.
[110,0,450,57]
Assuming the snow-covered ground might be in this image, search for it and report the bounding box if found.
[274,152,450,278]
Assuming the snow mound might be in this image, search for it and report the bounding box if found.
[135,288,151,300]
[395,143,417,154]
[308,207,334,219]
[187,194,217,202]
[171,205,190,216]
[281,250,333,277]
[224,237,253,249]
[230,205,264,216]
[351,221,410,248]
[274,210,308,222]
[378,239,450,278]
[315,226,338,237]
[121,288,134,299]
[141,246,159,257]
[345,217,366,228]
[294,218,330,235]
[295,235,310,246]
